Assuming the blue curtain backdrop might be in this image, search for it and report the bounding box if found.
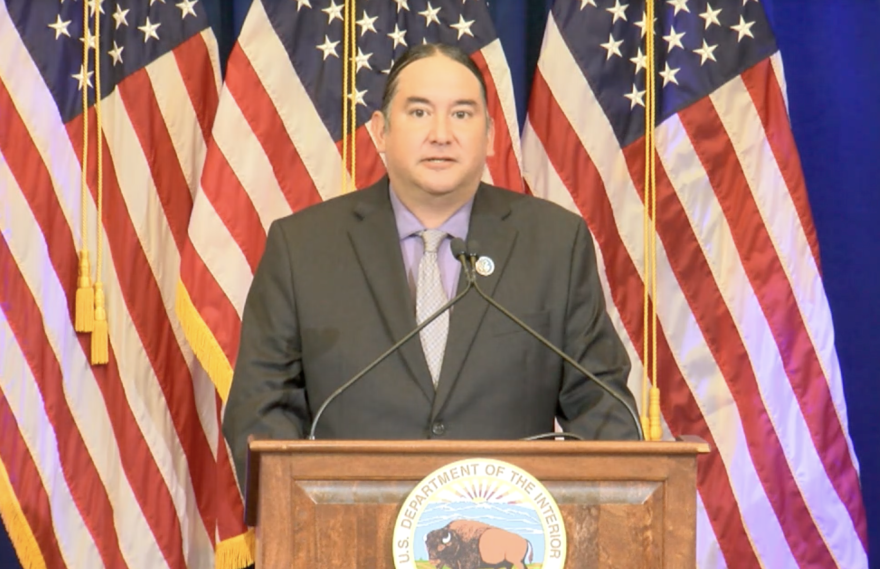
[1,1,876,567]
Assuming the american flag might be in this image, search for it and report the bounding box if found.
[0,1,247,568]
[523,0,868,567]
[176,0,522,416]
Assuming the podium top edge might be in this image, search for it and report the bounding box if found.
[247,437,711,456]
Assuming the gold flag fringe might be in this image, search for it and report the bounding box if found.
[214,529,256,569]
[0,459,48,569]
[175,280,235,400]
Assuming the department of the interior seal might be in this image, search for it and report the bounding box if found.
[392,458,566,569]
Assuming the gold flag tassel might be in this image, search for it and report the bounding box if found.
[92,282,108,364]
[75,250,93,332]
[91,4,108,364]
[75,0,94,333]
[640,0,662,441]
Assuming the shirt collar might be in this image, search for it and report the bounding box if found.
[389,185,473,242]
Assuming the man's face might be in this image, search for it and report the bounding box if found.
[371,54,494,204]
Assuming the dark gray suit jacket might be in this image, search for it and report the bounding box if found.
[223,179,638,487]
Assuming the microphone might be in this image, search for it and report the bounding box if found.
[450,238,470,266]
[453,242,645,441]
[308,238,474,440]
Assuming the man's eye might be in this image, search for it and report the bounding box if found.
[454,111,471,119]
[411,109,426,117]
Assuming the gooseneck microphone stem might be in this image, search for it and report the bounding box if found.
[456,244,645,442]
[522,432,585,441]
[308,278,474,440]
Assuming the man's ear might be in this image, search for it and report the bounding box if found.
[486,116,495,157]
[370,110,387,152]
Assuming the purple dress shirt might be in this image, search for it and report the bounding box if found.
[389,187,472,308]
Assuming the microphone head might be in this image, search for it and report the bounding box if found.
[466,239,480,259]
[450,237,468,260]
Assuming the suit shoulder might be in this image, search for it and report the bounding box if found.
[269,183,382,235]
[483,184,586,229]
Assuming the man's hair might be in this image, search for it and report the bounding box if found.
[379,43,489,125]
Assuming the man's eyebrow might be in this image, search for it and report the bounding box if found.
[404,96,432,106]
[402,97,479,107]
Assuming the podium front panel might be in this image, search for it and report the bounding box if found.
[249,440,706,568]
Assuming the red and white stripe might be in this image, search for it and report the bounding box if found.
[0,3,244,567]
[179,0,523,400]
[522,12,867,569]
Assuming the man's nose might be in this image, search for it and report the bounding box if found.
[428,114,452,143]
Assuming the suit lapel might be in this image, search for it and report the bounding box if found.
[432,185,517,418]
[348,182,436,402]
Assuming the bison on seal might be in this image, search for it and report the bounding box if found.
[425,519,533,569]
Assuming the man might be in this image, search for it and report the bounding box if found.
[222,44,639,489]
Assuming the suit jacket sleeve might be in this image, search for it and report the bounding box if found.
[222,220,310,489]
[557,219,640,440]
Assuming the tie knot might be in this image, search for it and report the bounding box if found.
[420,229,446,253]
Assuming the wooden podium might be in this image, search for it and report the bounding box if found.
[245,438,709,568]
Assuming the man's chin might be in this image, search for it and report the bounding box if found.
[415,178,480,200]
[421,185,460,197]
[409,178,459,197]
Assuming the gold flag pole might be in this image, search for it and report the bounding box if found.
[348,0,357,190]
[341,0,357,194]
[641,0,662,440]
